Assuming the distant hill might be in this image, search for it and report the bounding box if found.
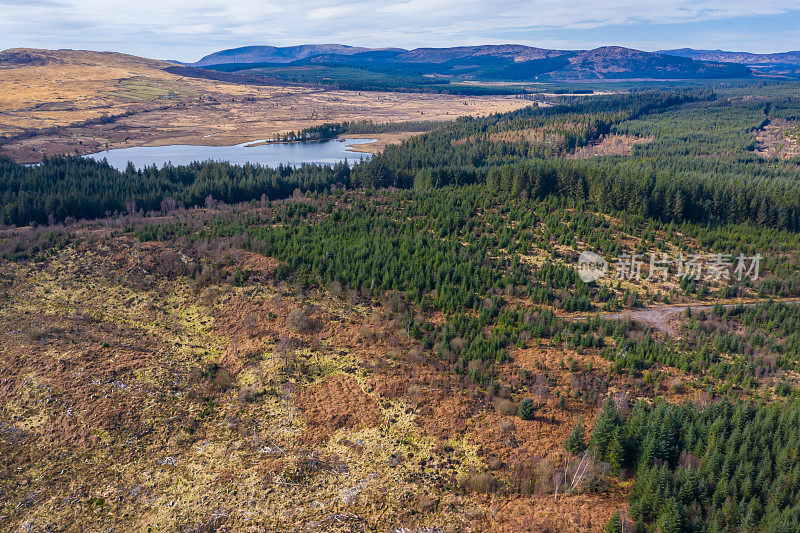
[659,48,800,77]
[0,47,170,70]
[659,48,800,65]
[192,43,753,82]
[392,44,569,63]
[559,46,748,80]
[194,44,399,66]
[193,44,566,66]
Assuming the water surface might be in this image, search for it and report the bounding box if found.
[84,138,375,171]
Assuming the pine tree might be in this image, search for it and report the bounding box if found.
[607,426,629,474]
[590,397,621,458]
[565,423,586,455]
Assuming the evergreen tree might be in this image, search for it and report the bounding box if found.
[517,398,536,421]
[590,397,621,458]
[565,423,586,455]
[655,498,686,533]
[605,510,622,533]
[606,426,630,474]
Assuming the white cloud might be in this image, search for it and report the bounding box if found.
[0,0,796,60]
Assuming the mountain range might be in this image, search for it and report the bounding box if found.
[190,44,757,82]
[658,48,800,77]
[659,48,800,65]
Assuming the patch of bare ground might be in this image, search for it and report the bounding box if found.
[342,131,430,154]
[451,127,651,160]
[488,492,629,532]
[755,118,800,159]
[453,124,585,152]
[297,374,383,443]
[567,134,652,159]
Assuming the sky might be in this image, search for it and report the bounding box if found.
[1,0,799,62]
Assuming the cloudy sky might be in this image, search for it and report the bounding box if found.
[2,0,799,62]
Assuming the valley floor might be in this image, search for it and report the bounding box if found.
[0,49,528,164]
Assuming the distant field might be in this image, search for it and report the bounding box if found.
[101,76,198,101]
[0,48,531,163]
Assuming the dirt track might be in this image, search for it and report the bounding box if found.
[569,298,800,333]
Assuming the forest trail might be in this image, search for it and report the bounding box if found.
[567,297,800,333]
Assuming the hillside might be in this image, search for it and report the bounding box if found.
[560,46,747,79]
[382,44,567,63]
[193,44,387,66]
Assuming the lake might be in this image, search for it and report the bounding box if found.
[83,138,375,171]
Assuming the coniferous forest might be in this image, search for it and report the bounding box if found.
[5,88,800,231]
